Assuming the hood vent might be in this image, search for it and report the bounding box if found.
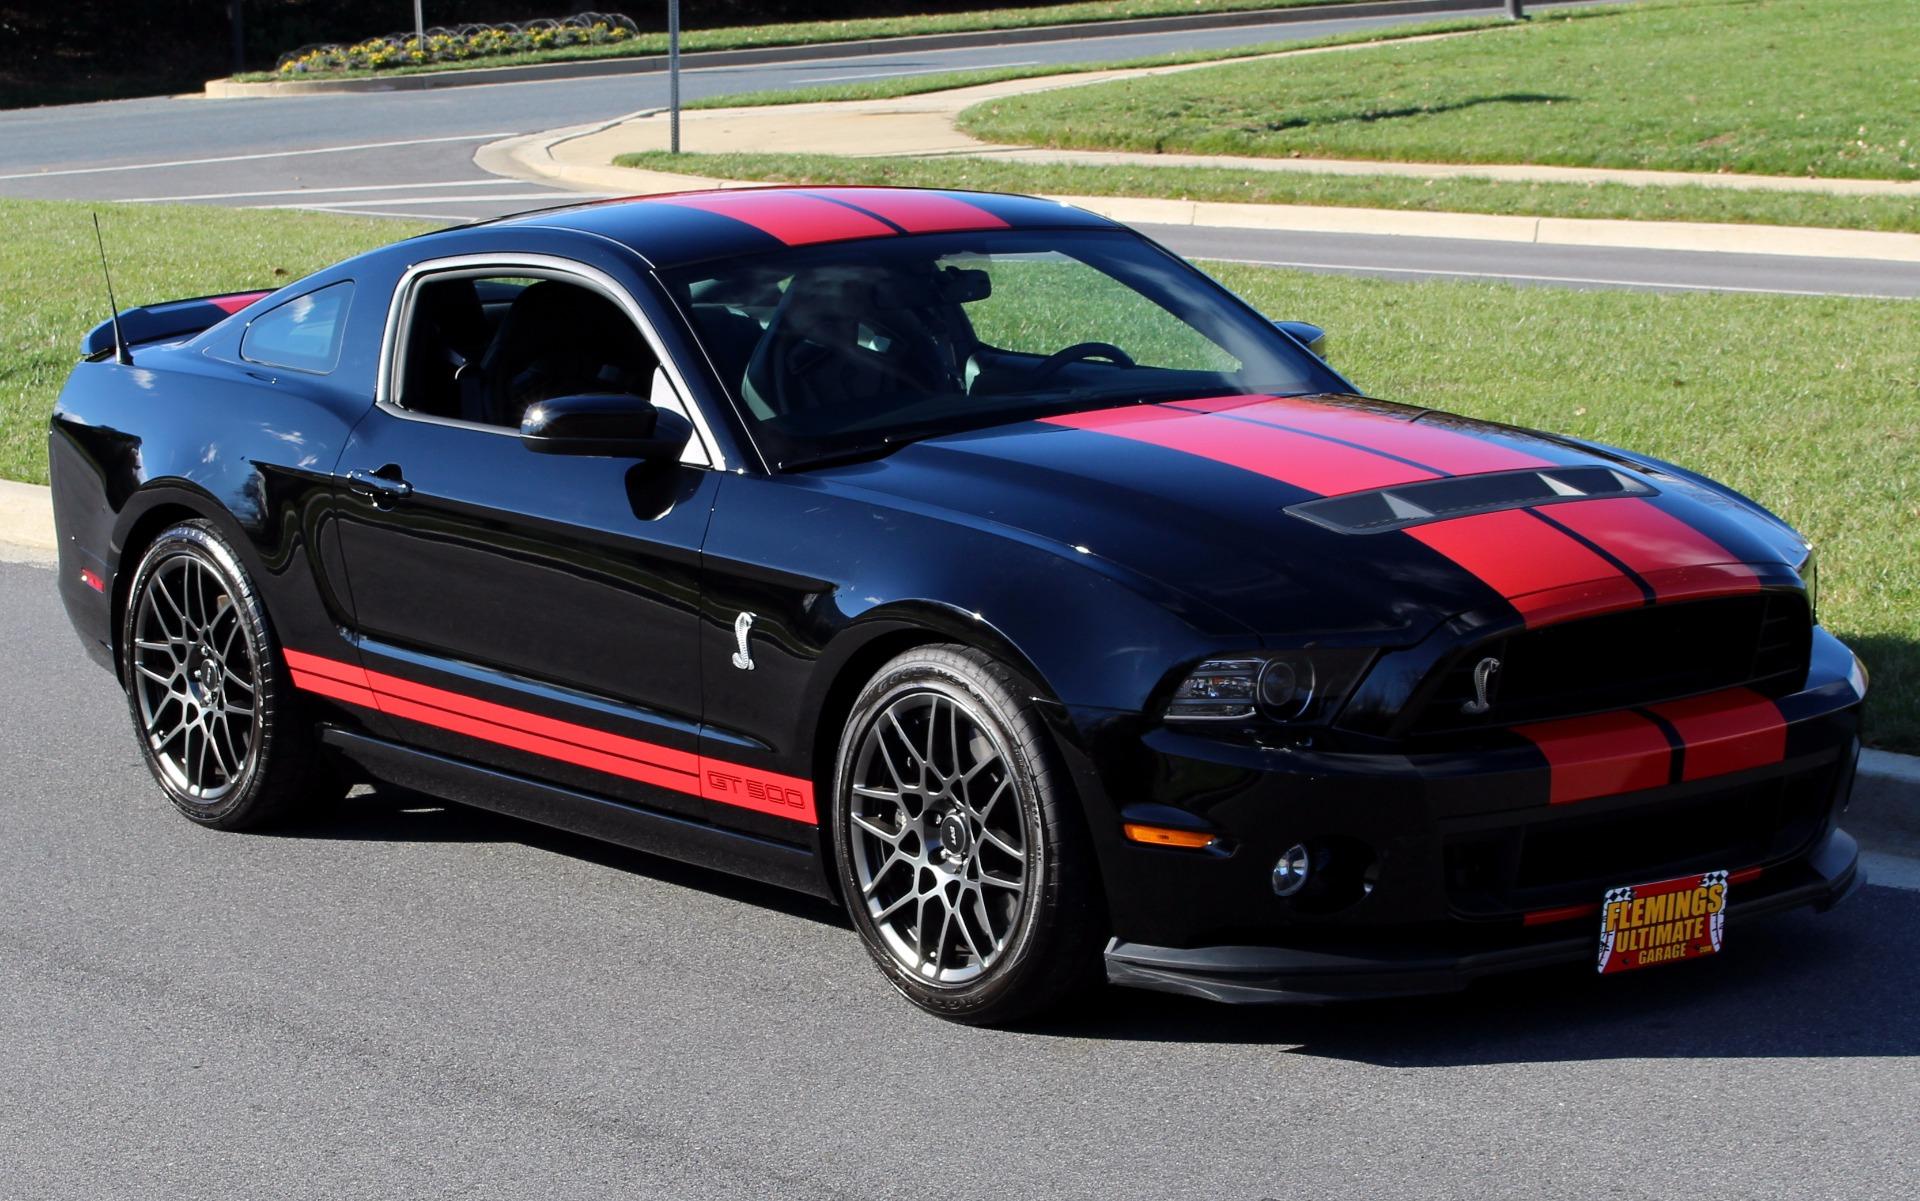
[1285,466,1656,535]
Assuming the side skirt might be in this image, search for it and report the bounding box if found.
[320,726,834,899]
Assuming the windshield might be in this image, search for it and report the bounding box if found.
[659,228,1344,470]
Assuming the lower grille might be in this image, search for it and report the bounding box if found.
[1444,762,1836,917]
[1409,591,1811,736]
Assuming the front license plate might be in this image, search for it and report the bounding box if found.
[1596,869,1730,975]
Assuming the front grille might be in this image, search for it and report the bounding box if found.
[1408,591,1810,736]
[1444,762,1835,917]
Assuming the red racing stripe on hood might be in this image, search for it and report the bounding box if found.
[1043,404,1437,495]
[1403,509,1647,627]
[650,191,895,246]
[1536,498,1761,603]
[1175,393,1557,476]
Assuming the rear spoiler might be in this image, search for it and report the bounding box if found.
[81,289,274,357]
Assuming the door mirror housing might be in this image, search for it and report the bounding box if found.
[519,393,694,460]
[1273,320,1329,361]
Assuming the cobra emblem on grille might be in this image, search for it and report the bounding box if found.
[731,611,757,671]
[1460,655,1501,716]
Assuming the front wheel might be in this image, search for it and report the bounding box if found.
[831,645,1102,1024]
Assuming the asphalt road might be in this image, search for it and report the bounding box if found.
[2,4,1915,299]
[1,556,1916,1200]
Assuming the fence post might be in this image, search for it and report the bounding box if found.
[1507,0,1526,18]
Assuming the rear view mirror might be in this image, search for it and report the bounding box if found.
[519,393,693,460]
[1273,320,1329,360]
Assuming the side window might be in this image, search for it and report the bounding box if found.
[396,273,661,432]
[240,281,353,374]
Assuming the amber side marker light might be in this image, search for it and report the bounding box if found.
[1122,823,1218,850]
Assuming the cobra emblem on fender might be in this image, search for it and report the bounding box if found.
[731,611,757,671]
[1460,655,1501,716]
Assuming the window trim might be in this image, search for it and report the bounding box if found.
[374,254,726,471]
[240,279,355,376]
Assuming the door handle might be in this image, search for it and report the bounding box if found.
[341,467,413,501]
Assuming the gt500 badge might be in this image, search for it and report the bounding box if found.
[1597,869,1729,974]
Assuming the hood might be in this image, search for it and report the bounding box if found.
[811,394,1807,646]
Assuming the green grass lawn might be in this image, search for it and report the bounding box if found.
[960,0,1920,180]
[234,0,1354,81]
[0,200,434,487]
[1,197,1912,748]
[616,150,1920,234]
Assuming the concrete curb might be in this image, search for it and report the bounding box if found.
[203,0,1492,98]
[0,480,55,566]
[489,130,1920,264]
[0,478,1912,859]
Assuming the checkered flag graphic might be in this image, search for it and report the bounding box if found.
[1597,885,1635,972]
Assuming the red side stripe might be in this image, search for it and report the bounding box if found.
[1523,901,1600,927]
[1540,499,1761,603]
[1649,687,1787,783]
[815,189,1009,233]
[1201,394,1558,476]
[1404,510,1645,628]
[1043,406,1436,495]
[1515,710,1673,805]
[651,191,894,246]
[285,650,815,822]
[207,291,269,314]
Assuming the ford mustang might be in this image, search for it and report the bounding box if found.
[50,187,1866,1023]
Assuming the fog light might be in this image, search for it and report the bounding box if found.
[1272,844,1311,897]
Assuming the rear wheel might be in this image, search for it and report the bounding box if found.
[121,521,339,830]
[832,645,1102,1024]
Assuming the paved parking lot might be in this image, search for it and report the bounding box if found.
[2,559,1915,1199]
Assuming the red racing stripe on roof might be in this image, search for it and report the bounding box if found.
[651,191,895,246]
[1043,404,1437,495]
[1404,509,1646,627]
[1536,498,1761,603]
[1649,687,1786,783]
[1515,710,1674,805]
[814,189,1010,233]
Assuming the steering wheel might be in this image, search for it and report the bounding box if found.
[1030,341,1136,383]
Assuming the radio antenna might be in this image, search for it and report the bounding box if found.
[91,213,132,366]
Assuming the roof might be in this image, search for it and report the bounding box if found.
[486,185,1122,268]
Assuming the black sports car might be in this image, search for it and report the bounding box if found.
[51,188,1865,1023]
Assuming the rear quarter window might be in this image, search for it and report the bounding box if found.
[240,281,353,374]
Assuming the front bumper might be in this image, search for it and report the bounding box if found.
[1106,827,1862,1003]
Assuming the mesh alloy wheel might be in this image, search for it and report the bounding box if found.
[130,551,261,802]
[120,521,339,830]
[833,645,1103,1024]
[847,689,1029,986]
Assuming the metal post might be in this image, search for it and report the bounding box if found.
[229,0,245,74]
[668,0,682,154]
[413,0,426,45]
[1506,0,1525,18]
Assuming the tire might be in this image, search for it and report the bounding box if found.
[831,644,1103,1024]
[120,520,337,830]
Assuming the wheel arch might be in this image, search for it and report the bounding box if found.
[108,486,237,677]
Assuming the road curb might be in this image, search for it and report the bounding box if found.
[0,479,55,565]
[202,0,1492,98]
[0,478,1913,858]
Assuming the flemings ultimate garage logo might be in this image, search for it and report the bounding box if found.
[1597,870,1729,974]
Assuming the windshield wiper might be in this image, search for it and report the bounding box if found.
[776,434,924,473]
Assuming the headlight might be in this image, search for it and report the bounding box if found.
[1166,649,1374,724]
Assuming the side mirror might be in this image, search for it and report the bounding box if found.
[519,393,693,460]
[1273,320,1329,361]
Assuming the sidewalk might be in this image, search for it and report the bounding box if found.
[479,38,1920,263]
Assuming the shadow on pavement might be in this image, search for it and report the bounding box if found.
[1040,882,1920,1063]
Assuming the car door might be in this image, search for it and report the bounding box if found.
[327,255,742,828]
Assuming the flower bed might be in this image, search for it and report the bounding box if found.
[276,12,638,76]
